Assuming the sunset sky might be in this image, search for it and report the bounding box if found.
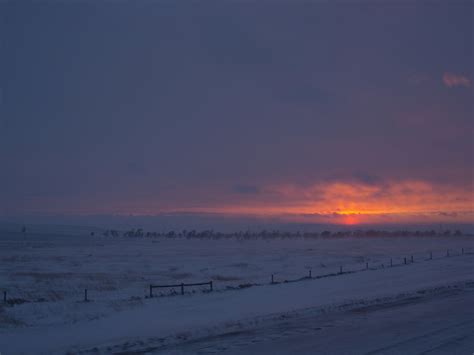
[1,1,473,227]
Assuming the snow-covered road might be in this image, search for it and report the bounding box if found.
[164,283,474,354]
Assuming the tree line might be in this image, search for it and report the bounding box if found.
[98,228,466,239]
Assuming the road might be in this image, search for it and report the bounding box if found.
[160,283,474,355]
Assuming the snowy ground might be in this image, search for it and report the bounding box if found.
[0,227,473,354]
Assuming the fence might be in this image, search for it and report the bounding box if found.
[1,247,472,305]
[149,281,213,297]
[267,248,471,284]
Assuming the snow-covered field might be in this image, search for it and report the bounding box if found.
[0,226,473,354]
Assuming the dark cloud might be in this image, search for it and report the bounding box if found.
[323,173,384,187]
[274,82,334,105]
[438,212,458,218]
[351,173,383,186]
[232,185,261,195]
[126,161,148,176]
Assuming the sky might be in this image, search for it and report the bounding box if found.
[1,1,473,228]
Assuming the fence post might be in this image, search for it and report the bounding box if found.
[390,258,393,267]
[181,283,184,295]
[149,284,153,298]
[309,269,312,278]
[84,289,88,302]
[404,257,407,265]
[210,281,213,292]
[3,291,6,304]
[411,255,414,263]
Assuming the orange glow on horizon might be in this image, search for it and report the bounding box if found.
[41,179,473,226]
[165,180,473,225]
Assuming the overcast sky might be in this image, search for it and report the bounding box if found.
[1,1,472,227]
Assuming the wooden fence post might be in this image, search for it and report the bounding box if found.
[309,269,312,278]
[404,257,407,265]
[181,283,184,295]
[411,255,414,263]
[210,281,213,292]
[390,258,393,267]
[149,284,153,298]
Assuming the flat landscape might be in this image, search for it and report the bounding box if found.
[1,225,473,354]
[4,2,473,354]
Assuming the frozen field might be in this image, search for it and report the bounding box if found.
[0,226,473,354]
